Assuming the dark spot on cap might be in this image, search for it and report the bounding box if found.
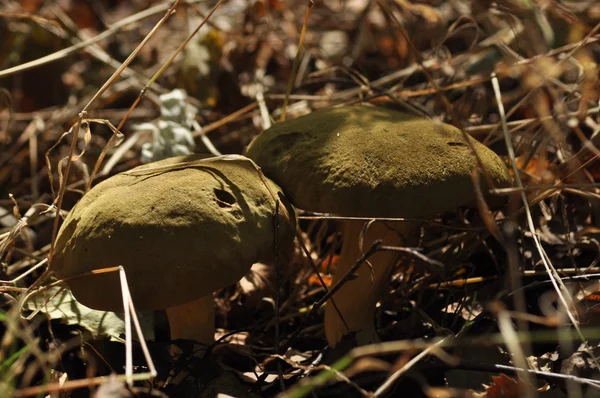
[447,141,468,147]
[214,189,236,208]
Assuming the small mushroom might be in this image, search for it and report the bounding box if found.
[52,154,295,352]
[245,105,510,346]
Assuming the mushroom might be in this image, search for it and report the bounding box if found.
[52,154,296,352]
[245,105,510,346]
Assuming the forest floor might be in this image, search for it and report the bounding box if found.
[1,0,600,397]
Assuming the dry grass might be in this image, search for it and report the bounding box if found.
[0,0,599,396]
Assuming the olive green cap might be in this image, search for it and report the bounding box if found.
[53,154,296,311]
[245,105,510,218]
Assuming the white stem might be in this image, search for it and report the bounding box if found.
[166,295,215,357]
[324,220,413,347]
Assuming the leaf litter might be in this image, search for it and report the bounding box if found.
[0,0,599,397]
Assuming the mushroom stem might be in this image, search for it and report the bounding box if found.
[166,295,215,356]
[324,220,414,347]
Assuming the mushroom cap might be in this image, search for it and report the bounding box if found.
[245,106,510,218]
[53,154,296,312]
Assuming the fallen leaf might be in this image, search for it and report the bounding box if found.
[483,374,523,398]
[23,286,154,342]
[308,274,332,287]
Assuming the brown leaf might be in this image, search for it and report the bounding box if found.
[308,274,332,288]
[483,374,523,398]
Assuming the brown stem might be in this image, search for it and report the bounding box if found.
[324,220,414,346]
[166,295,215,357]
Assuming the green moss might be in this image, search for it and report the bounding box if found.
[246,106,510,218]
[53,154,296,311]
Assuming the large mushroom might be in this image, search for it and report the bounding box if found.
[52,154,295,351]
[245,105,510,346]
